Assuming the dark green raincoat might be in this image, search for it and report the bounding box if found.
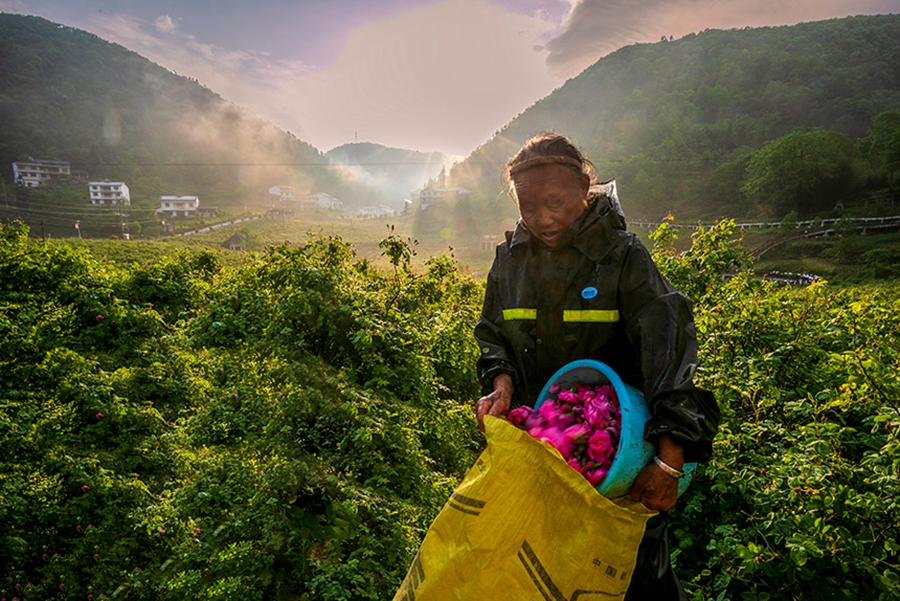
[475,193,719,462]
[474,193,720,599]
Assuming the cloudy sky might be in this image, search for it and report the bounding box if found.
[2,0,899,155]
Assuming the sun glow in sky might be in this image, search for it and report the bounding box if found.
[2,0,899,156]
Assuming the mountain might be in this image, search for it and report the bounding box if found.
[0,13,383,230]
[450,14,900,221]
[325,142,458,207]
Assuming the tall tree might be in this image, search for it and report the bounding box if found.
[741,130,859,218]
[860,110,900,189]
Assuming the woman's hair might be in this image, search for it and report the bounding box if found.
[504,132,597,194]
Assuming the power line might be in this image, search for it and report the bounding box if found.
[6,156,731,169]
[4,204,158,217]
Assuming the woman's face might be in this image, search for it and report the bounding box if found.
[512,164,590,247]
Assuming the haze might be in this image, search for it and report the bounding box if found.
[2,0,899,156]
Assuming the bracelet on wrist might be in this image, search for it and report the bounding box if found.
[653,456,686,479]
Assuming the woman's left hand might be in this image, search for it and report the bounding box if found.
[628,433,683,512]
[628,463,680,512]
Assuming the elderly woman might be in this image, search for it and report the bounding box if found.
[473,132,719,600]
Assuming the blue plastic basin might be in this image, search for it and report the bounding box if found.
[535,359,696,498]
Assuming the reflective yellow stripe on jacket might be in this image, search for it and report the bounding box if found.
[563,309,620,323]
[502,309,620,322]
[502,308,537,320]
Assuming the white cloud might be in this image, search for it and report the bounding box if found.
[294,0,560,154]
[154,14,177,34]
[80,10,317,135]
[79,1,561,155]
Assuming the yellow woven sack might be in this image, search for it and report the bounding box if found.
[393,416,656,601]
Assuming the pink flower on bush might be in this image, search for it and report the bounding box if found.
[96,315,104,320]
[81,485,90,491]
[509,382,622,487]
[95,413,104,419]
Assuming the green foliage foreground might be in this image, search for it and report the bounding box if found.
[1,221,899,600]
[0,222,483,600]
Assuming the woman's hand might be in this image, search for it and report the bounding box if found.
[475,373,514,433]
[628,434,683,512]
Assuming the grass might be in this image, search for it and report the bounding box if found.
[36,212,498,276]
[29,210,900,284]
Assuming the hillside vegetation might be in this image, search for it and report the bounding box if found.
[3,14,899,245]
[2,221,898,600]
[0,13,385,233]
[451,15,900,222]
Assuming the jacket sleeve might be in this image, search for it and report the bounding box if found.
[474,251,520,398]
[618,238,720,463]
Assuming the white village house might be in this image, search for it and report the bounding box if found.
[12,157,72,187]
[264,186,341,211]
[268,185,296,202]
[297,192,342,211]
[411,186,472,211]
[88,181,131,206]
[156,195,201,218]
[355,205,396,217]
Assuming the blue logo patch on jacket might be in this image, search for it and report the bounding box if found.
[581,286,598,300]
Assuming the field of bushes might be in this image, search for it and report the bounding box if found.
[1,219,898,600]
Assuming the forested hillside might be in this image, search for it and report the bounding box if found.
[4,13,899,237]
[451,14,900,221]
[0,14,383,216]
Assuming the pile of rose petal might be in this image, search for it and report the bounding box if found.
[508,383,621,487]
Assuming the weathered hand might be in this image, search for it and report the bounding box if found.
[629,434,683,511]
[476,374,513,433]
[628,462,680,512]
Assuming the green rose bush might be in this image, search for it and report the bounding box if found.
[1,219,898,600]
